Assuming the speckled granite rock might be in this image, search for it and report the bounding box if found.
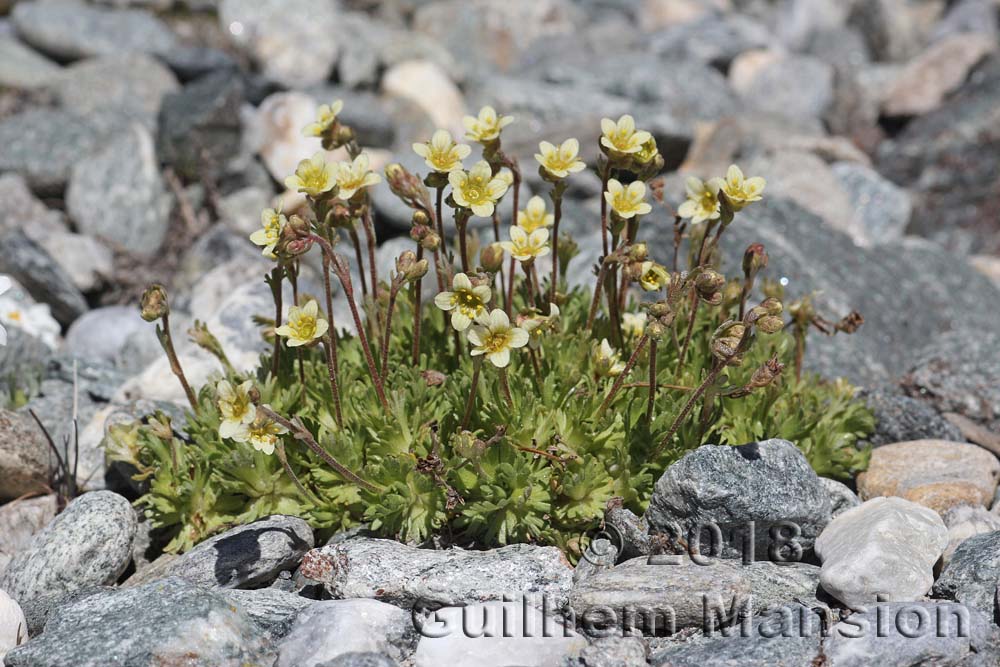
[741,562,824,611]
[815,497,947,609]
[933,530,1000,616]
[861,389,963,448]
[820,477,862,518]
[0,491,136,605]
[3,578,268,667]
[940,505,1000,565]
[0,589,27,663]
[0,410,50,502]
[157,515,314,590]
[220,588,314,643]
[0,495,57,574]
[300,538,573,609]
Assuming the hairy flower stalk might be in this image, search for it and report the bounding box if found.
[594,334,648,420]
[320,253,343,426]
[141,285,197,410]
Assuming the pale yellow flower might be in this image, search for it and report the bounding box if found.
[275,300,329,347]
[463,105,514,143]
[0,275,12,346]
[604,179,652,219]
[677,176,722,224]
[335,153,381,200]
[591,338,626,377]
[433,272,491,331]
[638,261,670,292]
[249,208,287,258]
[517,196,554,233]
[285,152,338,197]
[302,100,343,137]
[718,164,765,211]
[622,312,647,339]
[413,130,472,173]
[448,161,510,217]
[521,303,560,350]
[231,410,288,455]
[535,138,586,179]
[217,379,256,439]
[600,115,651,155]
[468,308,529,368]
[501,226,551,263]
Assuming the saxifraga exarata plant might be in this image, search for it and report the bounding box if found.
[108,102,873,557]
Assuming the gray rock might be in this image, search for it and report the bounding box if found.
[604,505,652,559]
[902,331,1000,434]
[11,0,177,61]
[0,410,49,502]
[815,497,948,609]
[413,600,586,667]
[649,604,825,666]
[18,586,108,639]
[650,14,771,68]
[174,225,264,297]
[0,495,57,576]
[933,530,1000,616]
[825,601,1000,666]
[568,556,752,635]
[848,0,919,62]
[65,306,152,365]
[220,588,314,643]
[219,0,341,88]
[0,174,66,237]
[831,161,912,246]
[861,389,963,448]
[742,56,835,123]
[3,577,268,667]
[300,538,574,609]
[0,491,136,605]
[319,654,398,667]
[157,515,314,590]
[276,599,417,667]
[159,44,238,83]
[67,123,172,256]
[157,69,245,181]
[565,637,647,667]
[0,37,60,89]
[36,231,113,293]
[0,108,124,195]
[819,477,861,518]
[0,230,88,327]
[574,538,618,585]
[931,0,1000,43]
[644,440,832,560]
[46,53,179,131]
[741,562,824,611]
[940,506,1000,566]
[0,327,51,397]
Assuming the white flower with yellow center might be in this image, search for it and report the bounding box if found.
[622,312,647,339]
[468,309,529,368]
[0,276,9,346]
[591,338,626,377]
[463,105,514,143]
[535,138,586,179]
[517,196,554,233]
[521,303,560,350]
[677,176,722,224]
[433,272,491,331]
[231,410,288,455]
[413,129,472,173]
[605,179,652,219]
[275,300,329,347]
[600,115,651,155]
[249,207,287,258]
[448,160,510,217]
[335,153,382,201]
[718,164,765,211]
[285,152,338,197]
[501,226,551,263]
[216,379,256,439]
[638,261,670,292]
[302,100,343,137]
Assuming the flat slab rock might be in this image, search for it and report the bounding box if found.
[933,530,1000,616]
[815,497,947,609]
[300,537,574,608]
[857,439,1000,513]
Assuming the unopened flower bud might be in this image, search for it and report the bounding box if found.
[395,250,417,277]
[742,243,769,277]
[480,242,505,273]
[276,214,313,258]
[711,322,746,364]
[421,231,441,252]
[645,319,667,340]
[385,163,432,211]
[695,269,725,305]
[749,357,785,389]
[140,284,169,322]
[406,259,429,282]
[411,210,430,227]
[333,125,355,148]
[628,243,648,262]
[756,315,784,334]
[328,201,353,228]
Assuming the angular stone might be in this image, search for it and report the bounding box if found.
[848,0,920,62]
[248,91,346,185]
[0,37,60,90]
[413,600,586,667]
[275,599,416,667]
[940,506,1000,565]
[320,654,397,667]
[0,495,57,575]
[157,515,314,590]
[382,60,465,136]
[741,56,835,122]
[645,440,832,560]
[3,578,268,667]
[568,556,752,634]
[650,14,771,69]
[11,0,177,61]
[0,590,26,662]
[741,562,824,611]
[861,389,963,448]
[933,530,1000,615]
[0,410,50,502]
[0,491,136,605]
[857,440,1000,513]
[67,123,172,257]
[37,231,113,293]
[300,537,573,609]
[65,306,152,365]
[0,230,88,327]
[815,497,947,609]
[567,637,647,667]
[820,477,861,518]
[830,161,912,246]
[220,588,313,643]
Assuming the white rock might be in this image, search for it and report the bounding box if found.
[382,60,466,139]
[0,495,58,576]
[815,497,948,609]
[0,589,27,663]
[940,505,1000,565]
[37,231,112,292]
[413,600,587,667]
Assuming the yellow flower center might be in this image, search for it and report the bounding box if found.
[300,164,329,191]
[607,129,634,151]
[450,289,485,318]
[464,186,484,203]
[482,328,513,353]
[289,313,318,340]
[7,310,21,322]
[223,395,249,420]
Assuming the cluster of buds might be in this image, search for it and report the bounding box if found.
[140,284,169,322]
[644,301,676,339]
[385,163,434,215]
[275,214,314,260]
[694,269,726,306]
[746,297,785,334]
[409,211,441,252]
[711,321,748,366]
[726,356,786,398]
[393,250,429,286]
